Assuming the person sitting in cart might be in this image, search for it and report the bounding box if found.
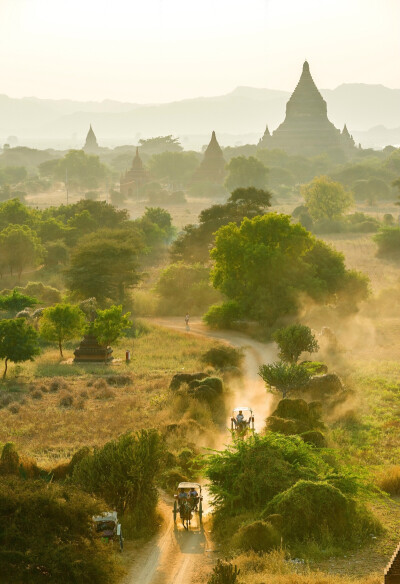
[178,488,188,503]
[235,410,245,426]
[189,487,199,509]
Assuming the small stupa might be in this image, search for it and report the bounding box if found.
[259,61,356,157]
[83,124,100,152]
[385,541,400,584]
[73,333,112,362]
[192,131,226,184]
[120,147,149,197]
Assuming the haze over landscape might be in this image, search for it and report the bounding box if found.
[1,2,400,584]
[1,0,399,148]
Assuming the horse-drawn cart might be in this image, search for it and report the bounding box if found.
[173,481,203,529]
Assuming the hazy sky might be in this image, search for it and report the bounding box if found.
[0,0,399,103]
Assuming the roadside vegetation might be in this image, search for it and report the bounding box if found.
[0,142,400,583]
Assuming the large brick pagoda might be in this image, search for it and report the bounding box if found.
[259,61,355,157]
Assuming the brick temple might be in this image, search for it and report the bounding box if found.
[259,61,356,157]
[120,147,149,198]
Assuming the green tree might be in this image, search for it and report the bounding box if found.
[225,156,268,191]
[44,241,69,268]
[392,177,400,205]
[0,198,33,229]
[228,186,272,208]
[40,303,85,357]
[209,214,368,325]
[210,214,313,324]
[258,361,311,398]
[92,305,131,346]
[0,289,37,315]
[170,190,271,263]
[0,318,40,378]
[301,175,353,221]
[39,150,109,189]
[138,135,182,155]
[148,151,199,184]
[272,324,319,363]
[155,262,220,314]
[0,224,43,279]
[65,229,142,304]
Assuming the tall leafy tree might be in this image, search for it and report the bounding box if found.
[40,304,85,357]
[92,305,131,347]
[148,151,199,183]
[272,324,319,363]
[0,224,43,279]
[0,318,40,378]
[208,213,368,325]
[65,229,142,304]
[225,156,268,191]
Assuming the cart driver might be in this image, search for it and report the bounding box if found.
[189,486,199,508]
[178,488,188,504]
[235,410,245,427]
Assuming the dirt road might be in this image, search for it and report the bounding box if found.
[123,317,277,584]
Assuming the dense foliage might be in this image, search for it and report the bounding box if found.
[72,431,163,532]
[208,214,369,325]
[0,318,40,378]
[0,477,120,584]
[272,324,319,363]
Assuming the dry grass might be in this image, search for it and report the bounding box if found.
[0,325,219,468]
[377,466,400,495]
[235,550,381,584]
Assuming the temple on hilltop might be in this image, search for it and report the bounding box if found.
[83,124,100,152]
[258,61,356,157]
[120,147,149,197]
[192,131,226,183]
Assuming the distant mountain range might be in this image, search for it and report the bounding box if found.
[0,83,399,150]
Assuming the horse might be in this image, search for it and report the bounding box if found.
[179,500,192,530]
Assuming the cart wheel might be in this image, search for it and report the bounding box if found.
[173,500,177,522]
[198,500,203,524]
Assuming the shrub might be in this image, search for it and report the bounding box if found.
[160,467,189,491]
[300,430,327,448]
[374,227,400,258]
[306,373,343,399]
[170,372,208,390]
[0,443,20,475]
[0,477,120,584]
[204,433,326,514]
[203,301,242,329]
[59,392,74,407]
[208,560,240,584]
[268,398,324,434]
[72,430,163,535]
[378,466,400,495]
[201,346,243,368]
[264,479,380,544]
[231,520,280,553]
[50,378,65,392]
[189,376,223,394]
[30,389,43,400]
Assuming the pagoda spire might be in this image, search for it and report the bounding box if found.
[83,124,99,151]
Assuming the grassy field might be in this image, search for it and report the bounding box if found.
[0,324,222,468]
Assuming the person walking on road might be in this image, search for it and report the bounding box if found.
[185,313,190,331]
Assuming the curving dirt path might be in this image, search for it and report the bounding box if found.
[123,317,277,584]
